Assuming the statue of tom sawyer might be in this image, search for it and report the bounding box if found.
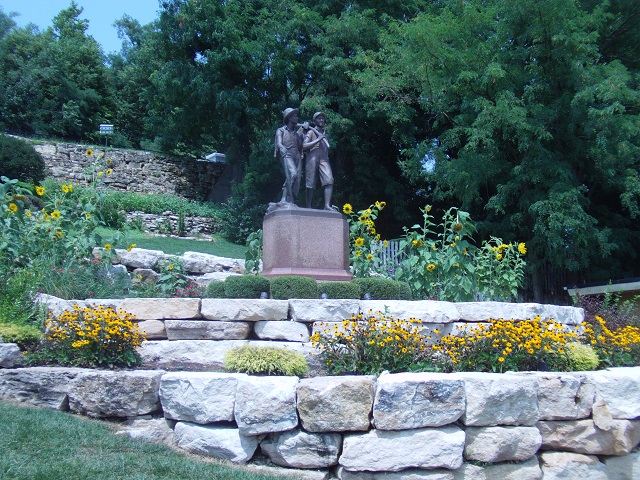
[274,107,303,204]
[301,111,334,210]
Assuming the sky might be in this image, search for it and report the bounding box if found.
[0,0,161,54]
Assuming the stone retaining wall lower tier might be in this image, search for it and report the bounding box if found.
[0,366,639,479]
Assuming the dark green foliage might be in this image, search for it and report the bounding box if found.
[218,194,267,245]
[270,276,319,299]
[352,277,413,300]
[224,275,271,299]
[0,135,45,183]
[318,281,362,299]
[205,281,226,298]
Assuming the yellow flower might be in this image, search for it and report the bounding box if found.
[106,169,113,175]
[55,230,63,239]
[126,243,136,252]
[61,184,69,193]
[383,240,389,247]
[379,201,386,209]
[425,205,432,212]
[106,158,112,165]
[85,213,91,220]
[427,263,436,271]
[366,253,374,261]
[86,149,94,157]
[518,242,527,255]
[496,253,503,261]
[168,265,174,270]
[68,184,73,192]
[8,203,18,212]
[450,242,456,247]
[97,171,104,178]
[355,251,361,257]
[375,201,381,208]
[355,237,365,247]
[50,210,61,220]
[26,211,32,217]
[374,234,381,242]
[36,186,45,196]
[104,243,112,251]
[498,357,505,363]
[412,239,423,247]
[343,204,353,215]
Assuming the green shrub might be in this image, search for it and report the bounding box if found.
[0,323,42,350]
[224,275,271,299]
[218,194,267,244]
[0,135,45,183]
[270,275,318,299]
[318,281,361,299]
[565,342,600,371]
[352,277,413,300]
[224,344,308,376]
[205,281,226,298]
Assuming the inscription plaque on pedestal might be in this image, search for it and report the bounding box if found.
[262,208,352,281]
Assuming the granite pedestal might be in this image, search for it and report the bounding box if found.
[262,207,352,281]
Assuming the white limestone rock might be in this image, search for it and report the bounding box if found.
[137,320,166,339]
[539,451,608,480]
[201,298,289,321]
[452,457,542,480]
[454,302,584,325]
[181,251,244,274]
[338,468,454,479]
[195,271,240,287]
[584,367,640,419]
[118,298,201,320]
[604,449,640,480]
[297,376,376,432]
[67,369,164,418]
[160,372,244,423]
[234,376,299,435]
[173,422,259,464]
[260,429,342,469]
[0,343,23,368]
[456,372,539,426]
[463,426,542,462]
[289,299,360,323]
[538,418,640,456]
[164,320,251,340]
[0,366,86,410]
[34,293,85,318]
[359,300,459,324]
[114,417,174,445]
[372,372,465,429]
[254,321,310,342]
[120,248,165,269]
[339,426,465,472]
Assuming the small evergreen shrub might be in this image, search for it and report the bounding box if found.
[224,345,308,376]
[205,281,226,298]
[352,277,413,300]
[224,275,271,299]
[0,135,46,183]
[318,281,361,299]
[0,323,42,350]
[270,275,318,299]
[566,342,600,371]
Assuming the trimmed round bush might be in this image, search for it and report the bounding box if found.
[205,281,226,298]
[318,281,361,299]
[224,275,271,299]
[0,135,45,183]
[566,342,600,371]
[270,275,318,299]
[352,277,413,300]
[224,344,308,376]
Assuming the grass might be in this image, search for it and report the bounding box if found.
[0,401,287,480]
[98,227,247,259]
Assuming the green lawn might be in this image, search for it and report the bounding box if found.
[0,401,287,480]
[98,227,247,259]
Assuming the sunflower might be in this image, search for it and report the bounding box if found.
[50,210,61,220]
[518,242,527,255]
[366,253,374,261]
[8,203,18,212]
[342,204,353,215]
[86,149,94,157]
[426,263,436,271]
[61,184,69,193]
[355,237,365,247]
[104,243,112,251]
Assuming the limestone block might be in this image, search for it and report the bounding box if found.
[464,426,542,462]
[289,299,360,323]
[0,343,23,368]
[35,293,85,318]
[539,451,608,480]
[118,298,201,320]
[456,372,539,426]
[201,298,289,321]
[173,422,259,464]
[454,302,584,325]
[234,375,299,435]
[181,251,244,274]
[604,450,640,480]
[538,418,640,455]
[120,248,165,269]
[114,417,174,445]
[339,426,465,472]
[452,458,542,480]
[195,271,240,286]
[0,366,86,410]
[260,429,342,469]
[297,376,376,432]
[359,300,459,324]
[372,372,465,429]
[338,468,454,479]
[68,369,164,418]
[160,372,244,423]
[584,367,640,419]
[137,320,166,339]
[164,320,251,340]
[254,321,310,342]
